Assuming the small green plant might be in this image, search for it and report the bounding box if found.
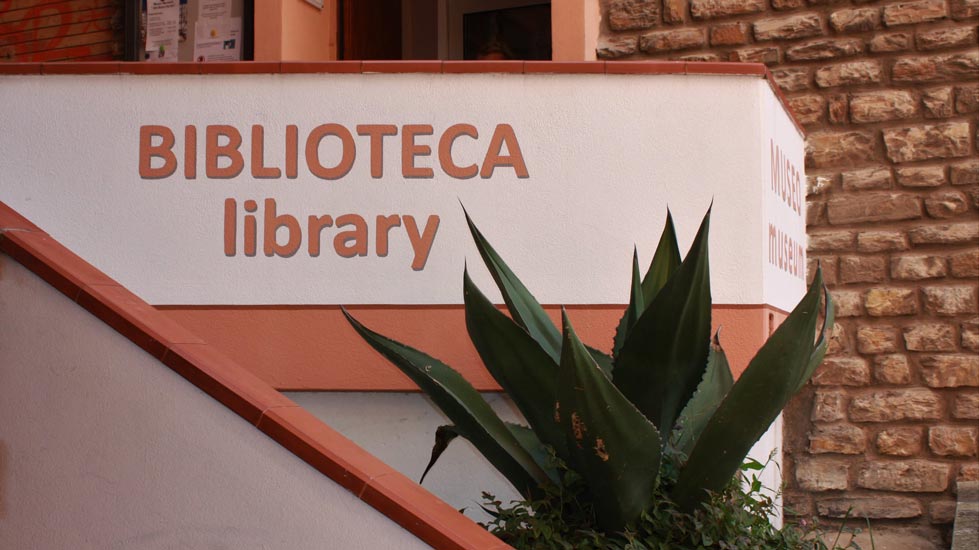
[479,450,868,549]
[343,206,834,536]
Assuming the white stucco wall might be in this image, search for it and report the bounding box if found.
[0,254,430,550]
[0,72,804,311]
[288,392,524,522]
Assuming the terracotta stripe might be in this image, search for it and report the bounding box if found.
[158,303,787,391]
[0,201,507,550]
[0,61,804,134]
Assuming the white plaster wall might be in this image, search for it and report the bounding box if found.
[288,392,524,523]
[0,255,430,550]
[0,73,790,307]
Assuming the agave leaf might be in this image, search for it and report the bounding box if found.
[640,210,682,307]
[613,208,713,435]
[342,308,551,496]
[795,279,835,393]
[420,425,460,483]
[674,330,734,457]
[506,422,560,484]
[557,309,662,532]
[611,249,646,360]
[587,347,614,378]
[463,269,568,460]
[463,207,562,363]
[671,268,831,511]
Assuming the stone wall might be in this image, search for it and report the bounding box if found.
[598,0,978,546]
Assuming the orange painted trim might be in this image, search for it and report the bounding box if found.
[0,61,804,135]
[0,201,509,550]
[157,302,790,391]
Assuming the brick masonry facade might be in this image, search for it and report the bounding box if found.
[599,0,978,546]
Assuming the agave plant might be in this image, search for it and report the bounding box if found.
[342,206,833,533]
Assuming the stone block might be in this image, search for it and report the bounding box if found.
[892,255,948,281]
[949,0,979,19]
[925,191,969,218]
[953,392,979,419]
[639,28,706,52]
[878,427,924,456]
[870,32,913,53]
[896,166,946,187]
[809,423,866,454]
[754,14,823,41]
[949,160,979,185]
[892,52,979,83]
[787,94,825,125]
[690,0,766,19]
[923,286,978,316]
[883,122,971,163]
[772,67,810,91]
[875,354,912,384]
[787,38,863,61]
[857,230,909,252]
[812,389,847,422]
[607,0,659,30]
[827,94,848,123]
[865,288,918,316]
[883,0,948,27]
[728,46,779,64]
[909,222,979,245]
[815,60,883,87]
[929,426,978,456]
[709,22,749,45]
[855,324,898,353]
[663,0,686,23]
[830,8,881,32]
[857,460,949,492]
[597,35,639,58]
[950,250,979,278]
[956,84,978,113]
[922,87,954,118]
[809,230,854,252]
[772,0,805,9]
[817,496,922,519]
[903,323,956,351]
[842,167,892,191]
[796,458,849,491]
[807,131,877,169]
[833,290,864,317]
[916,26,978,51]
[812,357,870,386]
[963,318,979,351]
[850,90,918,123]
[850,389,943,422]
[840,256,886,284]
[920,354,979,387]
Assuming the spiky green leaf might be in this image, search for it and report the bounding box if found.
[557,309,662,532]
[671,268,831,511]
[796,279,835,393]
[463,269,568,460]
[420,425,460,483]
[612,249,645,360]
[506,422,560,484]
[640,210,682,306]
[463,207,562,362]
[341,308,551,496]
[613,207,713,434]
[674,331,734,457]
